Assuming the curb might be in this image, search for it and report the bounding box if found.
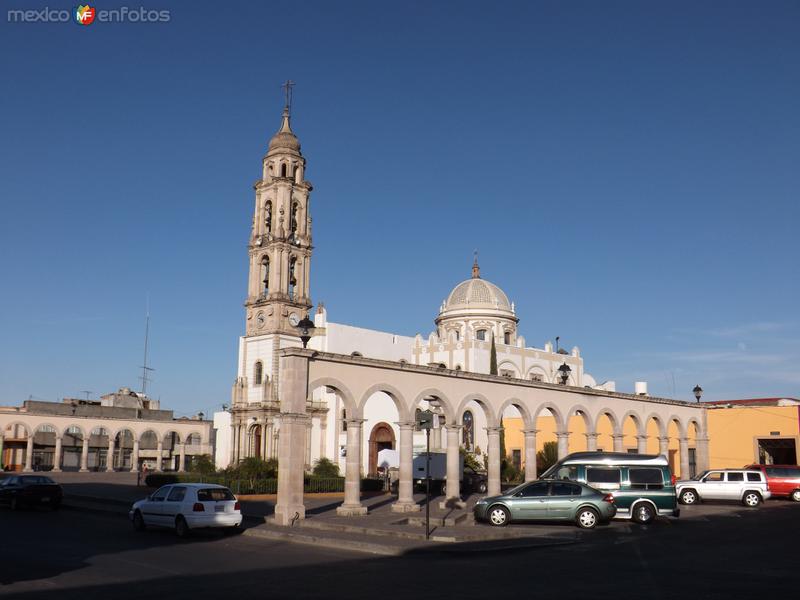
[241,526,414,556]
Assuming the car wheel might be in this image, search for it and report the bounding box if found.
[132,510,146,532]
[478,481,487,494]
[487,505,510,527]
[679,489,697,505]
[742,492,761,507]
[791,490,800,503]
[576,507,599,529]
[175,516,190,538]
[632,502,655,525]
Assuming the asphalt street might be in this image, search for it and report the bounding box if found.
[1,501,798,599]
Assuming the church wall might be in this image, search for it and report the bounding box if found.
[361,392,400,475]
[314,322,415,362]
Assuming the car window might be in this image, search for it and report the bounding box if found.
[151,486,171,501]
[629,468,664,490]
[197,488,235,501]
[553,466,579,481]
[704,472,724,482]
[166,486,187,502]
[551,482,581,496]
[586,468,621,489]
[518,482,549,497]
[727,472,744,482]
[746,473,762,482]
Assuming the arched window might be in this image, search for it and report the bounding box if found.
[264,201,272,233]
[350,351,363,357]
[462,410,474,450]
[290,202,299,240]
[261,256,270,295]
[280,163,287,178]
[341,408,347,432]
[476,329,487,341]
[288,256,297,299]
[504,331,511,345]
[455,365,462,371]
[253,361,263,385]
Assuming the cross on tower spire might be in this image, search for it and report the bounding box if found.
[472,249,480,279]
[281,79,295,113]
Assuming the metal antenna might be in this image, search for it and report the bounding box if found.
[281,80,295,112]
[139,295,155,396]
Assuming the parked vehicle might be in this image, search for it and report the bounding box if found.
[539,452,679,524]
[411,452,486,493]
[676,469,770,507]
[0,475,62,510]
[743,464,800,502]
[474,480,616,529]
[129,483,242,537]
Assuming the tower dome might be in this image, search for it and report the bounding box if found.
[267,107,301,154]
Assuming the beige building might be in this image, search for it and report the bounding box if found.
[0,389,212,473]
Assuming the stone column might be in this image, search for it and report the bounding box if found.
[679,437,690,479]
[155,441,164,472]
[304,420,312,469]
[636,435,648,454]
[441,424,463,508]
[612,433,624,453]
[431,421,442,451]
[658,436,670,457]
[265,419,274,459]
[392,422,419,512]
[52,436,63,472]
[486,427,502,497]
[319,415,327,460]
[274,352,314,526]
[24,436,34,472]
[523,429,538,482]
[696,437,710,473]
[106,439,115,472]
[555,431,570,459]
[80,437,89,472]
[131,439,140,472]
[178,443,186,472]
[0,434,4,470]
[262,420,269,459]
[231,423,240,463]
[585,432,599,452]
[337,418,368,516]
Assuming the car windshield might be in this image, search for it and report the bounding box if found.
[692,470,709,481]
[197,488,235,501]
[539,464,559,479]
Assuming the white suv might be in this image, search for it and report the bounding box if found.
[129,483,242,537]
[676,469,770,507]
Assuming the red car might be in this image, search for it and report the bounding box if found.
[744,464,800,502]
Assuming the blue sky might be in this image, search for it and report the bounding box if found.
[1,0,798,416]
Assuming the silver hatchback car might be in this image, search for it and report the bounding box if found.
[474,480,617,529]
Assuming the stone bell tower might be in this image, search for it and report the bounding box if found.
[245,89,313,337]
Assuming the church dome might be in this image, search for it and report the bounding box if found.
[267,108,301,153]
[445,278,511,311]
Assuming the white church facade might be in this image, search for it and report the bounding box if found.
[214,100,706,498]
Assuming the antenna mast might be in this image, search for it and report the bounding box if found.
[139,296,154,396]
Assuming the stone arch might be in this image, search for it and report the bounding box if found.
[565,404,593,452]
[162,430,181,452]
[111,426,135,442]
[2,421,31,438]
[686,417,702,438]
[531,402,566,431]
[593,409,618,452]
[497,398,532,429]
[411,389,455,423]
[308,377,358,417]
[455,393,498,428]
[619,410,645,437]
[367,421,396,475]
[357,383,409,422]
[33,422,61,437]
[139,429,159,448]
[592,408,619,433]
[644,413,667,439]
[667,415,687,439]
[185,431,203,446]
[63,423,86,440]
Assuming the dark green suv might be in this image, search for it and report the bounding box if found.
[540,452,679,524]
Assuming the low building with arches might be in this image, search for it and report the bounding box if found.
[0,392,213,473]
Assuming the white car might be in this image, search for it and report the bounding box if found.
[129,483,242,537]
[676,469,771,507]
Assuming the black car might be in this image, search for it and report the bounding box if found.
[0,475,63,510]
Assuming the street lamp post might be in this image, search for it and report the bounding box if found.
[558,362,572,385]
[416,409,434,540]
[296,314,315,348]
[693,385,703,402]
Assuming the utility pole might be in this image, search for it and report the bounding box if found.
[139,297,155,397]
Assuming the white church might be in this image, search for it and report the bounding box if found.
[213,101,615,475]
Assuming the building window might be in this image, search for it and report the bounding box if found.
[341,409,347,432]
[500,369,514,378]
[261,256,270,295]
[288,256,297,299]
[290,202,299,240]
[462,410,474,450]
[476,329,486,341]
[455,330,460,341]
[351,351,362,357]
[504,331,511,345]
[253,361,263,385]
[264,201,272,233]
[530,373,543,382]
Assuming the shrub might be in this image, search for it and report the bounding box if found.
[312,457,340,478]
[190,454,216,475]
[145,473,179,488]
[536,441,559,474]
[460,447,483,472]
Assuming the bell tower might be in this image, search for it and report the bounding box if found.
[245,84,313,337]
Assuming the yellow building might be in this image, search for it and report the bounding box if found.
[503,397,799,479]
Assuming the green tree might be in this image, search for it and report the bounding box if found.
[191,454,216,475]
[536,441,559,474]
[312,457,340,478]
[460,447,483,472]
[489,333,498,375]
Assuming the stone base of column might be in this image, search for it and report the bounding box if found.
[336,504,368,516]
[51,468,61,473]
[106,467,114,473]
[391,501,420,513]
[22,468,33,473]
[79,468,89,473]
[274,503,306,526]
[439,498,466,510]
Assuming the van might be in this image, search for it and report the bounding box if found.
[540,451,679,524]
[743,464,800,502]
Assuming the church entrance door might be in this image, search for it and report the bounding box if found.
[368,422,395,476]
